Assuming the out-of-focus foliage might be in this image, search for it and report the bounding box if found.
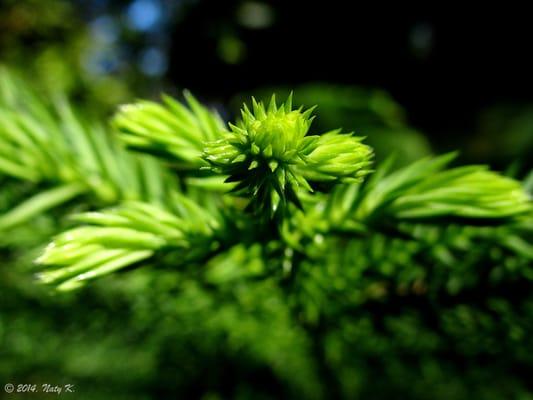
[467,104,533,171]
[0,0,81,93]
[0,0,131,107]
[0,0,182,109]
[0,67,177,233]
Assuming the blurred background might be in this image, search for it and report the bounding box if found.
[1,1,532,399]
[1,0,532,170]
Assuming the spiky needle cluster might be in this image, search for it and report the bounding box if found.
[203,95,373,214]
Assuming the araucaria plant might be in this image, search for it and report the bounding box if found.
[1,67,532,399]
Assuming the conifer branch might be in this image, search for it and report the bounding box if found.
[0,67,178,230]
[24,84,531,293]
[112,91,226,168]
[37,195,223,290]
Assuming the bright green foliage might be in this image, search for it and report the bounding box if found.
[301,130,373,181]
[112,91,225,168]
[204,95,373,214]
[1,68,533,399]
[0,67,177,232]
[37,197,223,290]
[322,154,532,229]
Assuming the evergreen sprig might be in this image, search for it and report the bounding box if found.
[0,67,177,231]
[203,95,373,215]
[321,153,531,231]
[112,91,225,168]
[37,195,222,290]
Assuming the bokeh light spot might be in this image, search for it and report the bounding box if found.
[127,0,162,32]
